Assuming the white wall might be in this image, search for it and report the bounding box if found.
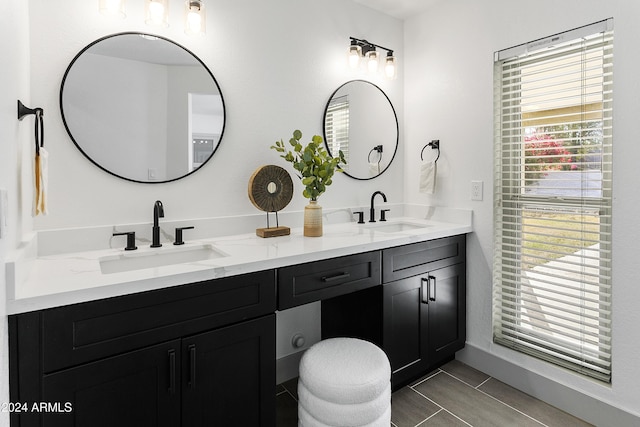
[65,54,169,181]
[0,0,404,416]
[0,1,31,426]
[27,0,404,229]
[404,0,640,422]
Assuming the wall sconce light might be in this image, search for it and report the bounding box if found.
[99,0,126,18]
[366,49,380,73]
[145,0,169,27]
[348,39,362,70]
[99,0,207,35]
[384,52,397,80]
[348,37,397,79]
[184,0,206,36]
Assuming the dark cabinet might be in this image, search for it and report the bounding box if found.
[9,234,468,426]
[426,264,466,364]
[38,316,275,427]
[181,315,275,426]
[42,340,182,427]
[278,251,380,309]
[382,235,466,388]
[9,270,276,427]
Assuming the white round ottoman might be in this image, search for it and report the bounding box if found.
[298,337,391,427]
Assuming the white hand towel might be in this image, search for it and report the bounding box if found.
[369,162,380,177]
[35,147,49,216]
[419,161,437,194]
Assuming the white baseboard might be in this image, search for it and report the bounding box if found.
[456,344,640,427]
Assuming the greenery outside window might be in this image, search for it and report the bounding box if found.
[493,19,613,382]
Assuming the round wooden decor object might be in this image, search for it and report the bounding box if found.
[248,165,294,212]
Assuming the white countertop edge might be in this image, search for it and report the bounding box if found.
[7,215,472,315]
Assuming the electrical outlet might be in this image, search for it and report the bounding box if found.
[471,181,483,201]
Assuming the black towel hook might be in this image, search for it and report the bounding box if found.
[420,140,440,162]
[17,100,44,155]
[18,100,42,121]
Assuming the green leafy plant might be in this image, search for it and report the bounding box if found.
[271,129,346,201]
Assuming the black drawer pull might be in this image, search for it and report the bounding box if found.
[421,277,430,304]
[188,344,197,389]
[321,272,351,283]
[168,349,176,395]
[429,275,436,302]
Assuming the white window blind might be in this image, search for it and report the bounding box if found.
[325,95,350,170]
[493,19,613,382]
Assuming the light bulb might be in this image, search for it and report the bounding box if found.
[366,50,380,74]
[185,1,206,35]
[348,44,362,70]
[187,11,201,31]
[145,0,168,27]
[384,54,397,79]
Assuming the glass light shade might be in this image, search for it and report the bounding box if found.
[348,44,362,70]
[384,55,397,79]
[185,0,206,35]
[99,0,126,18]
[366,50,380,74]
[145,0,169,27]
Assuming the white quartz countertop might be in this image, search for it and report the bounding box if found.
[6,215,472,315]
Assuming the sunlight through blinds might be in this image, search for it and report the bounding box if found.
[493,19,613,382]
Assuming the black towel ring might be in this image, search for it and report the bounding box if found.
[420,140,440,162]
[368,145,383,163]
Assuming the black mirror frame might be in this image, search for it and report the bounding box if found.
[59,32,226,184]
[322,79,398,181]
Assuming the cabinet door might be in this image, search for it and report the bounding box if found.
[383,276,429,388]
[42,340,181,427]
[427,263,466,364]
[182,315,276,427]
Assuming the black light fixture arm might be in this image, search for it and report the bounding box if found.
[350,37,394,55]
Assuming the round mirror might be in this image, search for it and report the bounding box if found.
[60,32,225,183]
[323,80,398,180]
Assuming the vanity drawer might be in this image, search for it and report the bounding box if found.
[40,269,276,373]
[278,251,381,309]
[382,235,466,282]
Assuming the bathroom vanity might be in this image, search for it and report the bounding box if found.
[7,212,471,426]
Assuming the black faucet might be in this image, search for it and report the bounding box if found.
[151,200,164,248]
[369,191,387,222]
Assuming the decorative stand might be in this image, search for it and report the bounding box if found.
[257,211,290,238]
[248,165,294,238]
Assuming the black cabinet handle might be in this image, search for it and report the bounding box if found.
[188,344,196,389]
[421,277,430,304]
[321,272,351,283]
[429,275,436,302]
[168,349,176,395]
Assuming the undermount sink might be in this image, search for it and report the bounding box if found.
[99,243,227,274]
[364,221,432,233]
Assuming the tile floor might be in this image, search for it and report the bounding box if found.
[276,360,593,426]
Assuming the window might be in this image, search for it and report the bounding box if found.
[324,95,350,170]
[493,19,613,382]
